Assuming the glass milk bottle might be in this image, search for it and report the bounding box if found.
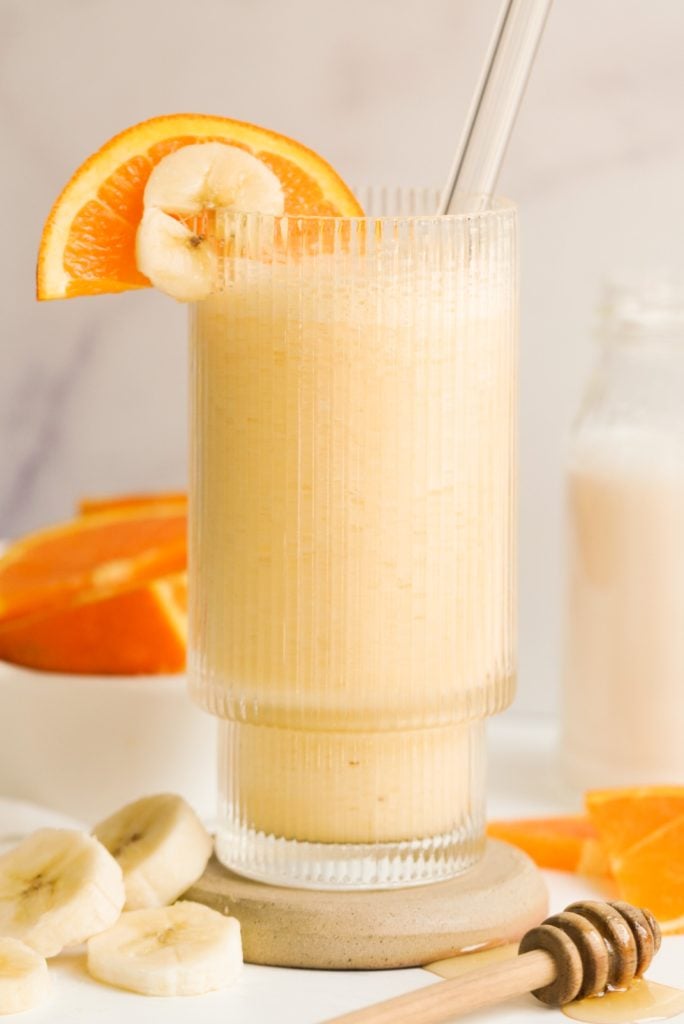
[562,279,684,788]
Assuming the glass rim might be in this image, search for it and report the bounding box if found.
[206,193,517,225]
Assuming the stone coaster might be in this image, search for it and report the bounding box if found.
[185,839,548,969]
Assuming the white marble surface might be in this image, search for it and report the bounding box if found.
[3,0,684,716]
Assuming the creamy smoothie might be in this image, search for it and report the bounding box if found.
[563,454,684,786]
[188,207,517,878]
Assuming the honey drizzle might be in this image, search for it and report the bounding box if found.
[424,942,518,980]
[424,946,684,1022]
[563,979,684,1023]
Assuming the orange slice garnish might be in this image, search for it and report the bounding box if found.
[37,113,362,300]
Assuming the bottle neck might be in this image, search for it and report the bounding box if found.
[573,277,684,466]
[598,278,684,349]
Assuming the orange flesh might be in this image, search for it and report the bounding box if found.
[586,787,684,869]
[0,509,187,627]
[487,816,600,872]
[0,574,187,675]
[613,813,684,934]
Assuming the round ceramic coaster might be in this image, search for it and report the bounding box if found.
[185,839,548,969]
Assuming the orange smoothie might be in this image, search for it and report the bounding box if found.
[189,234,517,849]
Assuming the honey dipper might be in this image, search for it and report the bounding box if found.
[323,900,661,1024]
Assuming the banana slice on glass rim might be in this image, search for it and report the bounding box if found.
[0,938,50,1016]
[0,829,124,958]
[136,142,285,301]
[93,793,213,910]
[87,901,242,997]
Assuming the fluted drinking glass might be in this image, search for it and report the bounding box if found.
[188,190,518,889]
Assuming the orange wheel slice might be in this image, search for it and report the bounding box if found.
[37,113,362,300]
[0,507,187,627]
[0,573,187,675]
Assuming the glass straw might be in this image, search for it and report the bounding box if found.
[438,0,553,214]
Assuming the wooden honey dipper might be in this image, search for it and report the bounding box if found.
[323,900,662,1024]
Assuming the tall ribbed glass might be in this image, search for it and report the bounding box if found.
[188,191,518,889]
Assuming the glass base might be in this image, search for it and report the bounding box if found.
[214,821,484,890]
[215,716,486,889]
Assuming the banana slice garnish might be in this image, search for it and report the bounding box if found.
[93,793,213,910]
[136,208,219,303]
[0,829,125,957]
[136,142,285,301]
[87,901,242,997]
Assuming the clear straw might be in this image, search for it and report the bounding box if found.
[438,0,553,214]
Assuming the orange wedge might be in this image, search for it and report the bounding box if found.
[79,492,187,516]
[585,786,684,871]
[612,813,684,934]
[37,114,362,300]
[487,816,600,872]
[0,507,187,628]
[0,574,186,675]
[576,837,613,878]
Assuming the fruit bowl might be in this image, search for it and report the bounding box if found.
[0,660,216,824]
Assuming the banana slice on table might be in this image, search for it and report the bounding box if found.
[93,794,213,910]
[0,829,124,958]
[136,142,285,301]
[87,901,242,997]
[0,938,49,1016]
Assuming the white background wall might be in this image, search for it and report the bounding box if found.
[3,0,684,718]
